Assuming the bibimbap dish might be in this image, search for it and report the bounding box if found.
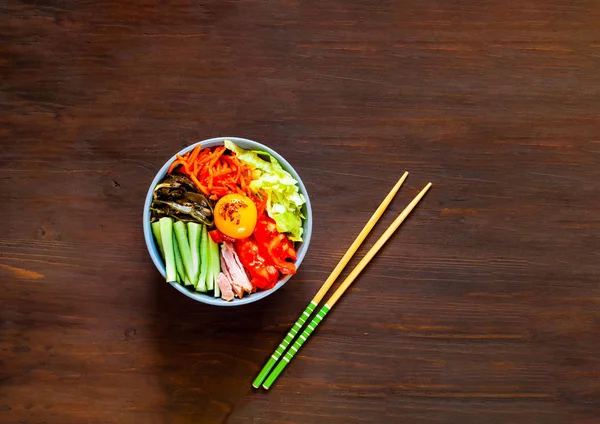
[143,137,312,306]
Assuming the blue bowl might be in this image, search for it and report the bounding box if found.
[143,137,313,306]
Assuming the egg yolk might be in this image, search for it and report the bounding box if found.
[214,194,258,239]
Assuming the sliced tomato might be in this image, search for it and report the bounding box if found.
[234,237,279,290]
[254,214,279,244]
[251,213,297,275]
[265,234,296,275]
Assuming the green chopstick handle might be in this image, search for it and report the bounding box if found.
[252,301,318,388]
[262,304,331,390]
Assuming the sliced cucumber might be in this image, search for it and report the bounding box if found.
[158,217,177,283]
[210,236,221,297]
[188,223,202,288]
[151,221,164,258]
[172,234,189,285]
[173,221,195,288]
[197,225,209,292]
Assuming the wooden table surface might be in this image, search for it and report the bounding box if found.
[2,1,600,423]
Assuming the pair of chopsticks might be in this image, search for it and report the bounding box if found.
[252,172,432,389]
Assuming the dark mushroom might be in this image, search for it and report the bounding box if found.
[150,174,215,226]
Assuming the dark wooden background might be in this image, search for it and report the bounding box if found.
[2,0,600,423]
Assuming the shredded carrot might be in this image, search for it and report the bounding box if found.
[214,167,231,178]
[167,144,256,200]
[190,174,209,195]
[188,144,201,164]
[207,167,214,191]
[175,154,192,174]
[200,167,209,183]
[232,162,240,182]
[207,148,224,169]
[168,159,184,174]
[196,149,216,167]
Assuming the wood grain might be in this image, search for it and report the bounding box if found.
[2,0,600,423]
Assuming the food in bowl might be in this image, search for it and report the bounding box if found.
[149,139,306,302]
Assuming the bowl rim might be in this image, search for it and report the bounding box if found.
[142,136,313,306]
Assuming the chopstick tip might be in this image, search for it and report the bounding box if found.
[397,172,409,185]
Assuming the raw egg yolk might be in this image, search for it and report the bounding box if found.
[214,194,257,239]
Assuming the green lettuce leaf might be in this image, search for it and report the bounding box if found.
[224,139,305,241]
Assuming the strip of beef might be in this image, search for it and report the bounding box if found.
[220,242,253,298]
[217,272,235,302]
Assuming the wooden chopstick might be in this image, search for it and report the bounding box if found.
[262,182,432,389]
[251,172,409,388]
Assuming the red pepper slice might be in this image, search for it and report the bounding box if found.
[247,192,268,218]
[209,229,236,244]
